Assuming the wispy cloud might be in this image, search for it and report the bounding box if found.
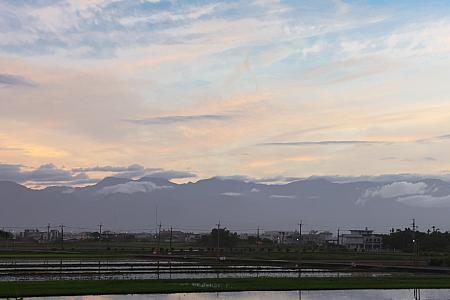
[0,163,89,185]
[0,73,36,87]
[221,192,242,197]
[72,164,151,173]
[145,170,196,180]
[260,140,384,146]
[0,163,195,186]
[357,181,428,205]
[435,134,450,140]
[96,181,172,195]
[423,157,437,161]
[125,114,231,125]
[0,146,22,151]
[3,1,450,180]
[73,164,196,180]
[270,194,295,199]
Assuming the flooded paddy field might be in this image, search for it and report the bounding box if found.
[0,259,392,281]
[29,289,447,300]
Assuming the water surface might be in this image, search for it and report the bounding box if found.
[32,289,448,300]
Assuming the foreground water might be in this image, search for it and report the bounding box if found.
[1,259,392,281]
[31,289,448,299]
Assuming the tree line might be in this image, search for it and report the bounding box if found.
[383,227,450,252]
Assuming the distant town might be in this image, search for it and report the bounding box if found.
[0,226,397,252]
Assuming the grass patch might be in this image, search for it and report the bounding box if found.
[2,276,450,297]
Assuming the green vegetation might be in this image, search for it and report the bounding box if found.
[384,228,450,252]
[199,227,240,248]
[2,276,450,297]
[0,230,12,240]
[0,248,431,267]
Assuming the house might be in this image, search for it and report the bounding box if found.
[261,231,295,244]
[302,230,334,245]
[339,228,382,251]
[21,229,44,241]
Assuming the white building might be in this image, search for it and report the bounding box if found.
[261,231,295,244]
[339,228,382,251]
[302,231,334,245]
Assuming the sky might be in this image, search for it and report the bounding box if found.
[2,0,450,187]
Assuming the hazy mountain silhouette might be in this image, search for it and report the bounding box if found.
[2,177,450,232]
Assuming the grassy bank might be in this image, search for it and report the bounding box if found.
[2,276,450,297]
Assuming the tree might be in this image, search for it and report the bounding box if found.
[383,228,450,252]
[0,230,13,240]
[200,228,240,248]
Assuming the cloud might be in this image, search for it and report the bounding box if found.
[124,114,231,125]
[0,73,36,87]
[0,163,89,184]
[436,134,450,140]
[27,163,88,183]
[423,157,437,161]
[254,176,302,184]
[0,163,195,186]
[72,164,196,180]
[260,132,450,150]
[250,188,260,193]
[144,170,196,180]
[260,140,384,146]
[0,163,24,182]
[357,181,428,205]
[3,1,450,182]
[221,192,242,197]
[417,134,450,143]
[0,146,22,151]
[214,175,301,184]
[312,174,450,183]
[270,194,295,199]
[215,175,253,182]
[72,164,150,173]
[119,2,224,26]
[396,194,450,208]
[364,182,427,198]
[380,157,396,161]
[96,181,172,195]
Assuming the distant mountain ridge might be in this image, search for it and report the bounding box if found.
[2,176,450,232]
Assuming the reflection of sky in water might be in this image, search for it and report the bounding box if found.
[33,289,450,300]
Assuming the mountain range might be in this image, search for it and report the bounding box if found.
[2,176,450,233]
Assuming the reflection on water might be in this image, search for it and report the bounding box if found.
[32,289,450,300]
[3,259,385,281]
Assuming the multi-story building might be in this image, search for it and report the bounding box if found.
[339,228,382,251]
[302,230,334,245]
[21,229,44,241]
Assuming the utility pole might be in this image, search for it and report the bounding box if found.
[155,204,158,234]
[337,227,340,247]
[47,223,50,242]
[98,223,103,240]
[169,226,173,250]
[60,225,65,250]
[256,227,260,250]
[216,221,221,259]
[297,220,303,278]
[298,220,303,249]
[412,218,417,265]
[157,222,162,254]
